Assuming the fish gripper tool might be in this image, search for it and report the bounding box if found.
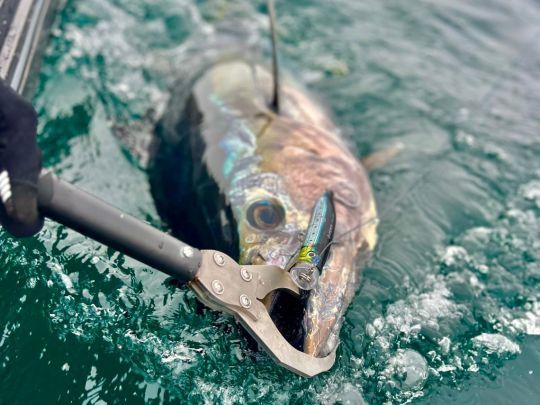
[37,171,336,378]
[189,250,336,377]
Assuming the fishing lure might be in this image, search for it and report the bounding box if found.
[289,191,336,290]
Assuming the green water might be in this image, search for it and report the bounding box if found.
[1,0,539,403]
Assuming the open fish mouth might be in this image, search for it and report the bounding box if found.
[239,225,308,350]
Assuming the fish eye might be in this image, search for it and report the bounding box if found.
[246,199,285,230]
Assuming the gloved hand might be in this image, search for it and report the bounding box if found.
[0,80,43,237]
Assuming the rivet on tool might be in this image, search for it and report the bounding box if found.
[239,294,251,308]
[211,280,224,295]
[213,253,225,266]
[240,267,252,282]
[181,246,194,258]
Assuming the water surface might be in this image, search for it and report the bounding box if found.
[1,0,539,403]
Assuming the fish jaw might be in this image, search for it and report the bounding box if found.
[303,243,358,356]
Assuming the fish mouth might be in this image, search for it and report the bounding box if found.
[249,239,362,358]
[256,245,344,356]
[267,285,308,351]
[240,247,327,354]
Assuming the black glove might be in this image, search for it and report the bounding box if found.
[0,80,43,237]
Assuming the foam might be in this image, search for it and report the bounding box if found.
[471,333,521,355]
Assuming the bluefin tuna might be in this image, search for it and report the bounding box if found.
[150,54,378,358]
[148,4,378,360]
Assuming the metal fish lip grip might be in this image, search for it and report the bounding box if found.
[289,191,336,291]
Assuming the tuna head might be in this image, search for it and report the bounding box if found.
[163,60,378,357]
[227,113,378,357]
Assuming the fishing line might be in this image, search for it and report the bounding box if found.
[319,165,434,256]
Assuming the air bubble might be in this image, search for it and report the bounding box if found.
[383,349,428,390]
[335,384,366,405]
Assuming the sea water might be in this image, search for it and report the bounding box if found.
[0,0,539,403]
